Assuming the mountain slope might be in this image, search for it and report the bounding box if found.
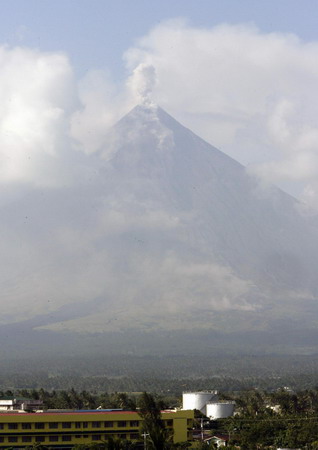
[2,103,318,339]
[102,104,318,289]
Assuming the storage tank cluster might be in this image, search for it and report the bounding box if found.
[182,391,235,419]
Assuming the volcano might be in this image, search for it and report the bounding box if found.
[2,104,318,352]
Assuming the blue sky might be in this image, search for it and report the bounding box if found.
[1,1,318,204]
[2,0,318,78]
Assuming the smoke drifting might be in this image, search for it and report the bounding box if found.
[127,63,157,106]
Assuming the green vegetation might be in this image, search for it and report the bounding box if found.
[3,352,318,393]
[209,389,318,449]
[0,389,140,410]
[138,392,172,450]
[5,388,318,447]
[4,352,318,447]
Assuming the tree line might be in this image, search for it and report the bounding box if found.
[212,388,318,449]
[5,387,318,447]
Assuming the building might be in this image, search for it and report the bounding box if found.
[0,398,43,412]
[0,408,194,448]
[210,434,229,448]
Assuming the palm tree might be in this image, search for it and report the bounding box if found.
[138,393,172,450]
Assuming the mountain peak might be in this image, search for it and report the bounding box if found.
[127,102,161,122]
[134,101,159,113]
[124,102,171,124]
[117,103,195,140]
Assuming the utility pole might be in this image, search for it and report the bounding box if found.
[200,418,204,441]
[142,432,149,450]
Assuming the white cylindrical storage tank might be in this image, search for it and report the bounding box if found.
[206,401,235,419]
[182,391,218,416]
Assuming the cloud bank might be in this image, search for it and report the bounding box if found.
[0,46,76,187]
[124,20,318,207]
[2,22,318,206]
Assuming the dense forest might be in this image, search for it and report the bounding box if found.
[2,352,318,393]
[214,388,318,449]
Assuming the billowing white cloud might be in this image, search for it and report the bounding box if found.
[2,23,318,206]
[124,19,318,206]
[0,46,77,186]
[70,63,158,154]
[69,69,129,154]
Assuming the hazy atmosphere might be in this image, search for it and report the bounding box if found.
[1,0,318,358]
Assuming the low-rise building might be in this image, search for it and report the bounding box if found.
[0,398,43,412]
[0,408,194,448]
[210,433,229,447]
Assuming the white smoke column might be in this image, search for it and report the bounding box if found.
[127,63,157,106]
